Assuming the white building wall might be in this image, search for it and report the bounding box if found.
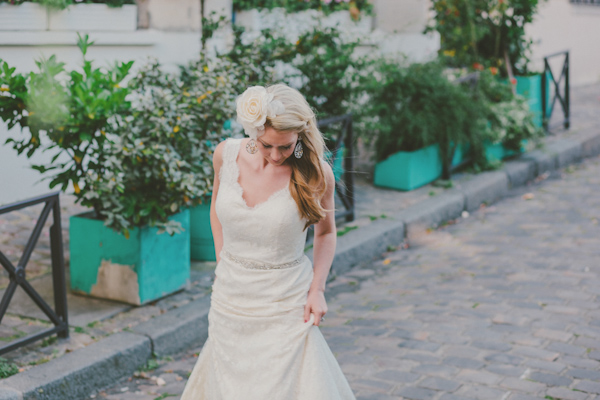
[527,0,600,86]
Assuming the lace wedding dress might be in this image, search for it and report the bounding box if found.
[180,138,355,400]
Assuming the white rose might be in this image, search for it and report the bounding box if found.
[235,86,285,139]
[236,86,271,139]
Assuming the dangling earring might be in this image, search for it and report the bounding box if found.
[294,137,303,159]
[246,138,258,154]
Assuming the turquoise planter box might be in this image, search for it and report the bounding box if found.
[451,143,470,168]
[484,140,527,163]
[325,143,345,182]
[374,144,442,191]
[514,74,551,128]
[485,142,513,162]
[190,200,215,261]
[69,209,190,305]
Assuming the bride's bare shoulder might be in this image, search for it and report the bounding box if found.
[213,140,229,169]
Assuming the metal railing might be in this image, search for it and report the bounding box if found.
[317,114,355,223]
[569,0,600,4]
[0,192,69,355]
[542,50,570,131]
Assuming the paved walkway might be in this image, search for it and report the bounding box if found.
[85,153,600,400]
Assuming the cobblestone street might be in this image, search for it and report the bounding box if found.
[84,154,600,400]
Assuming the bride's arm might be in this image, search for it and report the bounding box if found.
[304,162,336,326]
[210,141,226,268]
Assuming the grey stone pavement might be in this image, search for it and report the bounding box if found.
[83,153,600,400]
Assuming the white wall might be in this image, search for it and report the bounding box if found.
[374,0,430,33]
[526,0,600,86]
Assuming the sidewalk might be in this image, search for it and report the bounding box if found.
[0,83,598,399]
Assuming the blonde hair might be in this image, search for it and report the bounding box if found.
[264,83,327,230]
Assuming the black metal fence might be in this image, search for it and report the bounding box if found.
[542,50,570,131]
[569,0,600,4]
[0,192,69,355]
[317,114,355,223]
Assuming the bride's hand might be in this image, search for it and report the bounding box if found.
[304,288,327,326]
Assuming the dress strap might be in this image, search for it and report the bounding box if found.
[219,138,242,184]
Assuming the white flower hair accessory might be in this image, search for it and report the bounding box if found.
[236,86,285,140]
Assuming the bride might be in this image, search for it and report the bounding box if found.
[180,83,356,399]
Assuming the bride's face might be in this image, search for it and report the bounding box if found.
[257,126,298,166]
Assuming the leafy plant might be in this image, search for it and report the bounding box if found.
[446,69,543,170]
[138,357,160,372]
[221,25,295,88]
[289,26,362,121]
[477,70,543,154]
[0,357,19,379]
[82,55,237,236]
[363,60,486,179]
[232,0,373,17]
[426,0,545,77]
[1,33,133,214]
[201,10,228,51]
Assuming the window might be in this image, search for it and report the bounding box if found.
[570,0,600,4]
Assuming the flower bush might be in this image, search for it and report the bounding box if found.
[426,0,545,77]
[81,56,238,236]
[477,69,543,154]
[289,27,362,121]
[221,26,296,88]
[233,0,373,18]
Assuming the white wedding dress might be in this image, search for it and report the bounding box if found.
[180,138,356,400]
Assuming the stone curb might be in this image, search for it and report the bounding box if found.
[521,148,558,176]
[326,216,405,277]
[502,159,537,188]
[132,296,211,357]
[456,171,509,212]
[547,138,583,168]
[0,332,151,400]
[396,192,465,239]
[580,128,600,158]
[1,130,599,400]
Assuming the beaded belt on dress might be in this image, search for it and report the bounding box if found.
[221,250,303,270]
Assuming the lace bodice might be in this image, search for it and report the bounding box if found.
[215,138,308,264]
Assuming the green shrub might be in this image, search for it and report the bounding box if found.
[426,0,545,77]
[0,357,19,379]
[82,56,238,236]
[232,0,373,16]
[221,26,296,88]
[363,60,486,179]
[289,27,362,121]
[477,70,543,155]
